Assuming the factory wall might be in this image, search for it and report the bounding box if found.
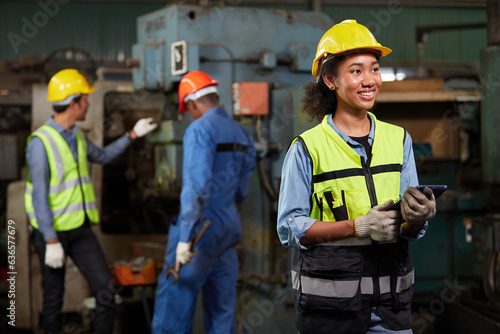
[0,2,486,64]
[321,5,486,63]
[1,2,164,63]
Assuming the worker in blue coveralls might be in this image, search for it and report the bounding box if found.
[151,70,256,334]
[277,20,437,334]
[25,69,158,334]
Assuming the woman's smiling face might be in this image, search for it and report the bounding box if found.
[326,52,382,114]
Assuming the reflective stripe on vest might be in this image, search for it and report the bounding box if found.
[293,112,404,246]
[291,269,414,297]
[25,125,99,231]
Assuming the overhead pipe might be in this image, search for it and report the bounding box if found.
[416,23,486,78]
[312,0,322,12]
[487,0,500,45]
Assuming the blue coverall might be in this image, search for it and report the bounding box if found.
[152,107,256,334]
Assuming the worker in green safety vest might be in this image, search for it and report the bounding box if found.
[277,20,437,334]
[25,68,157,334]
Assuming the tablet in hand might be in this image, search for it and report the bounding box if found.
[391,185,447,210]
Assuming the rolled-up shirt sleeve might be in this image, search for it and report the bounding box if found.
[86,133,132,164]
[277,141,317,249]
[278,131,426,247]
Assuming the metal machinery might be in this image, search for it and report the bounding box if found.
[374,81,490,333]
[127,3,497,333]
[127,4,333,333]
[4,3,500,334]
[5,4,333,333]
[431,0,500,332]
[0,56,56,333]
[7,68,171,333]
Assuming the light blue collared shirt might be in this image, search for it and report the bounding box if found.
[277,113,426,249]
[26,117,133,241]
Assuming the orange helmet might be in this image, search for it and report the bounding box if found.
[178,71,219,112]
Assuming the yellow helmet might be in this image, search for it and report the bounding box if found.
[47,69,95,102]
[311,19,392,78]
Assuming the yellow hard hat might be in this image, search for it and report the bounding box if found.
[47,69,95,102]
[311,19,392,78]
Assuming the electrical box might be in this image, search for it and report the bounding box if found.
[232,82,269,116]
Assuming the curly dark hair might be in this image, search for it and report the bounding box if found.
[301,51,380,122]
[300,55,345,122]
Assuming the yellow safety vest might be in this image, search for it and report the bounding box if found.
[290,113,413,332]
[292,112,405,246]
[25,125,99,231]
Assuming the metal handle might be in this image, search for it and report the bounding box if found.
[191,220,211,250]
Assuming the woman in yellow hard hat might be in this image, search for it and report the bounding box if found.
[277,20,436,333]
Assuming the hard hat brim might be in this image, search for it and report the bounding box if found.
[84,86,96,94]
[311,46,392,78]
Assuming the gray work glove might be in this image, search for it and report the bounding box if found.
[401,186,436,228]
[354,200,403,242]
[45,242,65,269]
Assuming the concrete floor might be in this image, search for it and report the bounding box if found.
[1,299,445,334]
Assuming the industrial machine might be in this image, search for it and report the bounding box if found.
[431,3,500,332]
[124,4,497,333]
[5,4,333,333]
[126,4,334,332]
[5,2,500,334]
[6,70,171,333]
